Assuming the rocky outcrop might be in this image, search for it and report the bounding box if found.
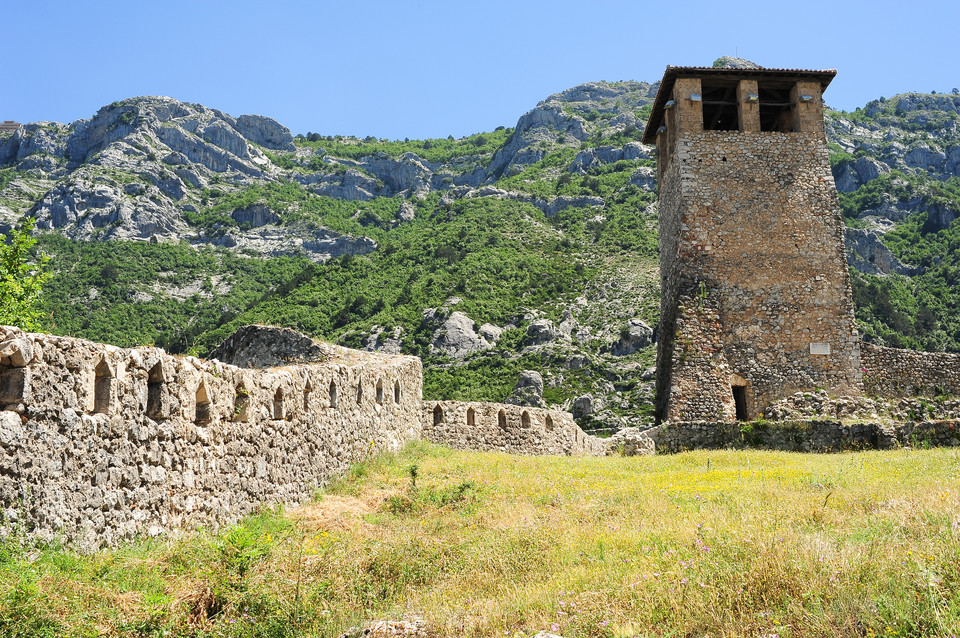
[526,319,561,346]
[422,305,492,359]
[355,152,433,195]
[485,80,656,179]
[209,224,376,262]
[505,370,546,408]
[234,114,295,151]
[32,171,190,240]
[294,168,383,201]
[209,324,334,367]
[0,97,379,262]
[231,203,280,227]
[713,56,762,69]
[364,325,404,355]
[833,156,890,192]
[465,186,604,217]
[845,228,919,276]
[568,142,652,172]
[488,103,588,178]
[572,395,596,420]
[609,318,653,356]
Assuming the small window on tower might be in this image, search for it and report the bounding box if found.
[758,83,796,132]
[701,79,740,131]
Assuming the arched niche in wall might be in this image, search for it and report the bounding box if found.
[466,406,476,427]
[545,414,554,431]
[498,409,507,429]
[303,379,313,412]
[329,380,338,408]
[273,387,284,420]
[356,380,363,405]
[147,362,165,419]
[195,382,211,425]
[0,363,25,406]
[233,384,249,422]
[433,404,444,426]
[521,411,531,429]
[93,359,114,415]
[375,378,384,405]
[393,380,401,404]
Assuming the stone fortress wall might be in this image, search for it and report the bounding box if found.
[860,342,960,398]
[648,418,960,454]
[423,401,606,456]
[0,325,426,548]
[0,325,604,547]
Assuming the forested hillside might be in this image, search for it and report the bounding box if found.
[2,62,959,429]
[827,92,960,351]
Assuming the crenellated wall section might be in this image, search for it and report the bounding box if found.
[0,326,423,549]
[422,400,606,456]
[0,325,606,548]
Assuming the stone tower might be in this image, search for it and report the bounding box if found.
[643,65,861,423]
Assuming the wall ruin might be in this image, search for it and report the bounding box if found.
[422,401,605,456]
[648,419,960,454]
[861,342,960,399]
[0,325,605,548]
[0,326,423,549]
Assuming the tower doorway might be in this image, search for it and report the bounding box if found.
[732,385,749,421]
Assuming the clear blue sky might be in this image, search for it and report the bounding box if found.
[3,0,958,140]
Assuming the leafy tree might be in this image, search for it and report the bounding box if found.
[0,218,51,331]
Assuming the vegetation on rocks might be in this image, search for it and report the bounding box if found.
[828,93,960,352]
[293,127,514,164]
[3,73,960,427]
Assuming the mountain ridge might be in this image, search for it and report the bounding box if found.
[3,73,960,429]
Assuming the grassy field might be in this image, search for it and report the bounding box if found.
[1,443,959,637]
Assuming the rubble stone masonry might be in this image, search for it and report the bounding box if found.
[0,326,423,549]
[657,130,862,421]
[422,401,605,456]
[861,342,960,398]
[0,325,603,548]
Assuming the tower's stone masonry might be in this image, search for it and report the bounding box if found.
[647,67,862,422]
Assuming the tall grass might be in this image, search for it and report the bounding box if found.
[1,443,958,637]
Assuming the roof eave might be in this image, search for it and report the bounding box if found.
[641,66,837,144]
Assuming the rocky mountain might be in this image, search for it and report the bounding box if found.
[0,83,655,261]
[825,91,960,350]
[3,62,960,429]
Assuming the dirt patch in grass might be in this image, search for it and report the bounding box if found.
[292,489,395,533]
